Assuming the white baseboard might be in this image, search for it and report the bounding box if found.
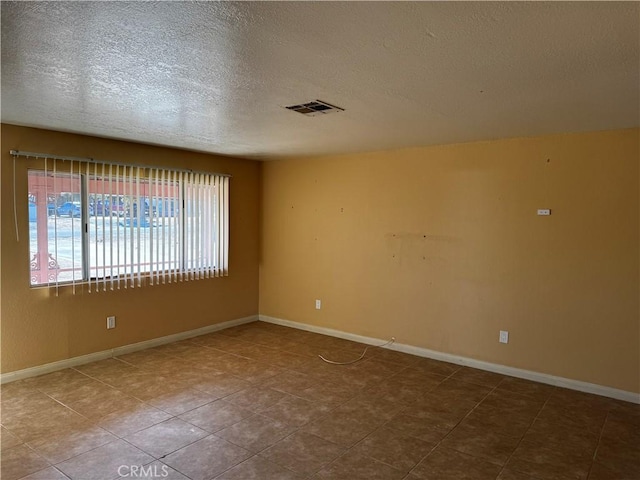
[259,314,640,404]
[0,315,258,384]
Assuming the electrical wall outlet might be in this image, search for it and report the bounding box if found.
[107,316,116,329]
[315,299,321,310]
[499,330,509,344]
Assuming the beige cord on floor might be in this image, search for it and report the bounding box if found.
[318,337,396,365]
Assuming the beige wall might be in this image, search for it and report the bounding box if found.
[260,128,640,394]
[1,124,260,373]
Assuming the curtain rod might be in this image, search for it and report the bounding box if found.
[9,150,232,178]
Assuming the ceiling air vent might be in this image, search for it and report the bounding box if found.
[284,100,344,116]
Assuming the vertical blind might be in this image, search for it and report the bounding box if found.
[17,150,229,295]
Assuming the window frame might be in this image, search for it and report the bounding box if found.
[27,165,229,289]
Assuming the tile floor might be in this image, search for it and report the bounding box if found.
[1,321,638,480]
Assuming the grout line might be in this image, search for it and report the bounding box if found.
[586,410,609,479]
[494,392,551,479]
[404,381,502,477]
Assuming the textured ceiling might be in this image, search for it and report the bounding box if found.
[1,1,638,159]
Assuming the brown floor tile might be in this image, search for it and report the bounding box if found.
[124,417,209,457]
[0,380,40,400]
[147,387,215,415]
[56,440,153,480]
[410,358,461,377]
[411,446,502,480]
[224,386,287,412]
[215,414,297,452]
[22,369,93,396]
[115,461,189,480]
[298,380,361,406]
[96,403,172,437]
[352,427,435,472]
[176,345,228,364]
[284,342,332,358]
[261,395,332,427]
[192,334,250,352]
[1,391,63,419]
[536,403,608,436]
[601,413,640,444]
[507,439,592,480]
[51,382,142,419]
[1,425,23,451]
[74,360,139,385]
[451,367,505,388]
[459,405,535,439]
[2,323,638,480]
[368,348,422,367]
[1,403,90,443]
[334,393,404,422]
[548,388,618,412]
[392,369,448,388]
[385,413,452,443]
[260,431,345,475]
[496,377,555,401]
[163,435,251,480]
[339,369,392,389]
[232,342,280,360]
[259,371,317,396]
[215,454,304,480]
[138,360,204,380]
[27,424,116,463]
[588,460,640,480]
[609,401,640,422]
[524,417,599,454]
[497,468,542,480]
[480,389,546,416]
[430,378,493,403]
[210,350,282,378]
[364,378,432,405]
[151,340,201,356]
[440,423,520,466]
[304,411,380,447]
[115,349,172,367]
[400,393,477,430]
[0,444,50,480]
[179,399,253,432]
[594,435,640,474]
[318,450,406,479]
[126,378,190,403]
[347,358,406,378]
[16,466,70,480]
[264,351,311,370]
[190,372,251,398]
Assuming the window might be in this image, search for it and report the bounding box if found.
[27,161,229,292]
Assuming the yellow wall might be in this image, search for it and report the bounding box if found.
[260,128,640,394]
[1,124,260,373]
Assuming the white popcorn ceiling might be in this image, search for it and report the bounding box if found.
[1,2,638,159]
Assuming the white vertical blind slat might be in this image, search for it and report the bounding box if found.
[70,159,76,294]
[101,163,106,291]
[223,176,229,275]
[129,165,135,288]
[149,168,154,286]
[161,169,167,284]
[115,165,121,290]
